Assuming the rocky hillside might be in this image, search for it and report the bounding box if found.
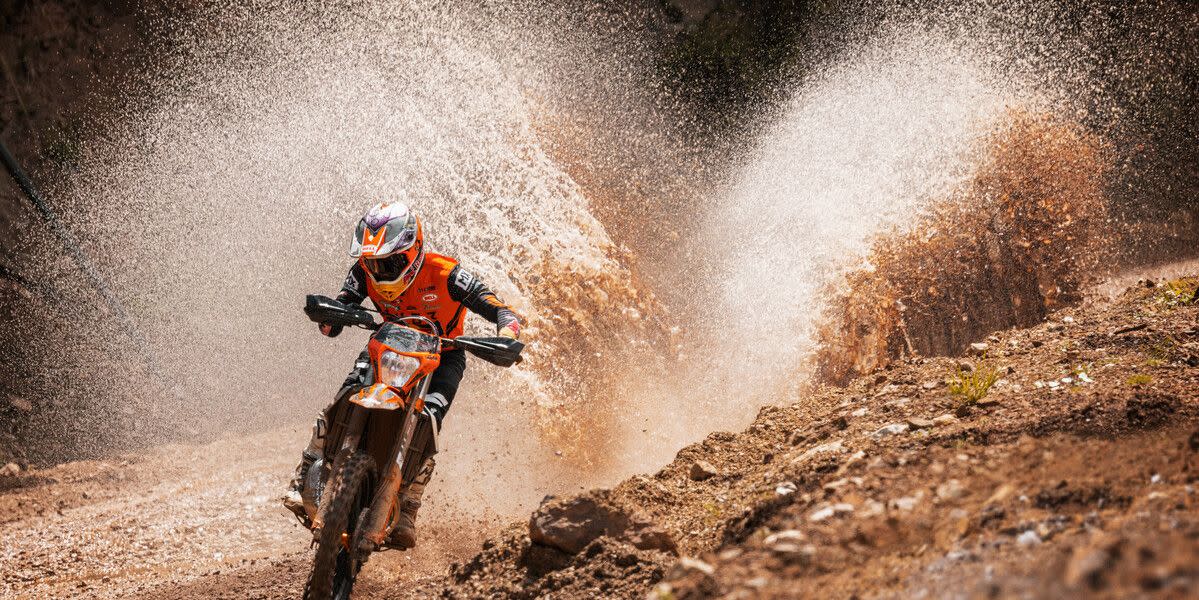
[396,274,1199,598]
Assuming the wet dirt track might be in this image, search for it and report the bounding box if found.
[0,427,478,599]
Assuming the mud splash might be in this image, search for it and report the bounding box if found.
[22,2,676,506]
[814,110,1112,382]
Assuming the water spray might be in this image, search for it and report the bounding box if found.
[0,139,161,377]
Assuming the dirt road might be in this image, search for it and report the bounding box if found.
[0,426,484,599]
[3,271,1197,600]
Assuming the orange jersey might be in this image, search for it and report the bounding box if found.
[362,253,468,337]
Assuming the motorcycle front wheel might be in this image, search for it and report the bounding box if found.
[303,451,376,600]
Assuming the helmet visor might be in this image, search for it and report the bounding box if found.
[364,252,411,283]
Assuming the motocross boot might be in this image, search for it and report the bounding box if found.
[281,409,329,522]
[282,450,319,522]
[388,456,435,549]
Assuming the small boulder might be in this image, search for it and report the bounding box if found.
[0,462,21,477]
[1065,547,1111,588]
[936,479,967,501]
[889,495,920,511]
[528,491,677,558]
[689,460,718,481]
[932,414,958,426]
[969,342,989,355]
[809,503,854,522]
[674,556,714,576]
[763,529,805,548]
[1017,530,1042,546]
[906,417,935,430]
[872,423,910,438]
[795,439,845,464]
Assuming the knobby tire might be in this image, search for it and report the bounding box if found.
[303,452,376,600]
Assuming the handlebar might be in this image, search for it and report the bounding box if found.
[304,294,524,367]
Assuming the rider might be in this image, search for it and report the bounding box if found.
[282,201,520,548]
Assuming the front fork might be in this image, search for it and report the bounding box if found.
[311,376,430,551]
[358,380,423,550]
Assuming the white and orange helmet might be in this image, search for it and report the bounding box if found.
[350,202,425,298]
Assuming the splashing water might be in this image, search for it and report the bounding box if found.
[17,0,1184,517]
[35,2,672,510]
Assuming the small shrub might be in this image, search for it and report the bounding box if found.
[1145,337,1179,366]
[1126,373,1152,387]
[949,364,999,405]
[1156,278,1198,308]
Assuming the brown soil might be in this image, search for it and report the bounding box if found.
[0,275,1195,599]
[391,273,1199,598]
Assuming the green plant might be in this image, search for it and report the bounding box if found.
[702,501,722,525]
[948,364,999,405]
[1145,337,1179,366]
[1156,278,1198,308]
[1126,373,1152,387]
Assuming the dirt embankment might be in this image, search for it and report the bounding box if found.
[395,274,1199,598]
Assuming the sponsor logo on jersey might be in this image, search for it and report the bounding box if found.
[454,268,475,290]
[422,293,438,302]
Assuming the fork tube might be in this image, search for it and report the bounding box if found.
[312,405,366,531]
[360,383,422,547]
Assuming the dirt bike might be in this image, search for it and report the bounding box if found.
[297,294,524,600]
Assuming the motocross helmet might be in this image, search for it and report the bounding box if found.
[350,202,425,300]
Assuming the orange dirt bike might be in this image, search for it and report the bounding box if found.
[298,294,524,600]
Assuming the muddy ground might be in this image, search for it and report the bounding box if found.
[1,270,1196,599]
[399,270,1199,599]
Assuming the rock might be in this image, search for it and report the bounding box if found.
[822,478,849,492]
[872,423,910,438]
[764,532,816,562]
[859,499,885,517]
[906,417,935,430]
[674,556,714,576]
[986,484,1015,505]
[936,479,967,501]
[850,407,868,417]
[809,503,854,522]
[6,396,32,412]
[932,414,958,426]
[969,342,989,355]
[775,481,797,496]
[528,491,677,557]
[956,361,974,372]
[1017,530,1042,547]
[889,495,920,511]
[1047,322,1065,332]
[689,460,718,481]
[1064,547,1111,588]
[975,397,1000,407]
[921,380,940,390]
[0,463,21,477]
[763,529,805,549]
[795,439,844,464]
[771,542,816,563]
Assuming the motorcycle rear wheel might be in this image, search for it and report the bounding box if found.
[303,451,376,600]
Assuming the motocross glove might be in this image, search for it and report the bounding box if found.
[498,320,520,340]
